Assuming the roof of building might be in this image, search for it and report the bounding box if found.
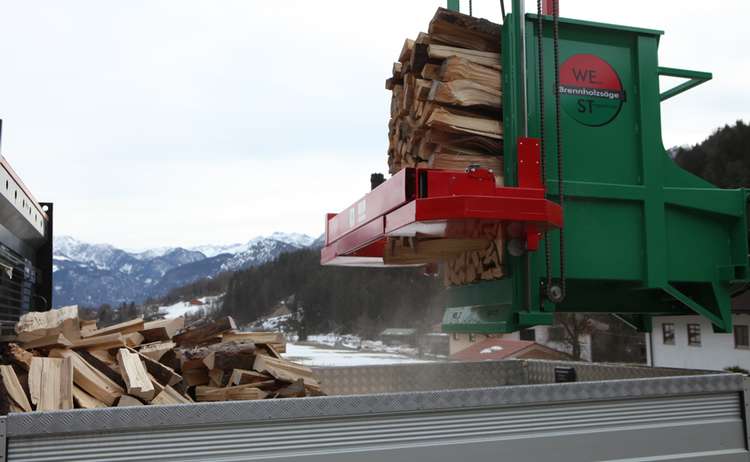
[380,328,417,336]
[451,338,568,361]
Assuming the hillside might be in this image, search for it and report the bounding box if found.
[221,248,445,339]
[674,120,750,188]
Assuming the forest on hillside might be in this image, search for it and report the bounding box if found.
[220,249,446,338]
[673,120,750,188]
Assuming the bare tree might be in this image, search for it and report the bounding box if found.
[554,313,596,360]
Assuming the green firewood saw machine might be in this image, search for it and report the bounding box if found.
[320,0,749,336]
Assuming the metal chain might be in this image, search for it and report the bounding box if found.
[537,0,553,297]
[552,0,566,302]
[469,0,473,16]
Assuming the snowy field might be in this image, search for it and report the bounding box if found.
[158,295,222,319]
[285,343,436,367]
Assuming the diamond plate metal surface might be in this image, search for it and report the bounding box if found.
[313,360,526,395]
[523,359,711,384]
[6,364,742,437]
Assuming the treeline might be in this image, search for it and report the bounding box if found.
[674,120,750,188]
[78,302,140,326]
[148,271,234,306]
[221,248,445,338]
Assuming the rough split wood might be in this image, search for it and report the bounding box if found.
[116,348,155,401]
[49,348,124,405]
[140,318,185,343]
[29,357,73,411]
[202,341,256,371]
[15,305,80,343]
[174,316,237,347]
[0,365,31,412]
[253,354,320,389]
[4,308,316,414]
[82,318,145,338]
[385,7,505,286]
[19,333,73,350]
[196,384,268,402]
[72,385,106,409]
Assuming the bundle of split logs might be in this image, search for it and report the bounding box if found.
[385,8,504,286]
[0,305,322,414]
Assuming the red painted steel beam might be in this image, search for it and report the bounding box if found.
[320,137,563,267]
[324,169,415,246]
[542,0,558,16]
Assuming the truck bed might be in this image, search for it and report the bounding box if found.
[4,359,749,462]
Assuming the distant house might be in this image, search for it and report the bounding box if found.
[449,325,594,360]
[451,338,569,362]
[380,328,417,347]
[648,292,750,371]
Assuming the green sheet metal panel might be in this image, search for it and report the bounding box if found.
[443,13,748,334]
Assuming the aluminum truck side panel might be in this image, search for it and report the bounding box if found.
[3,361,748,462]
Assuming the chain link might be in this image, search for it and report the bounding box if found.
[552,0,566,302]
[536,0,553,299]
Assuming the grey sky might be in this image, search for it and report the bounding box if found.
[0,1,747,249]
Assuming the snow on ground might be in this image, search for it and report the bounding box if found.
[306,334,420,356]
[158,294,223,319]
[258,314,291,330]
[307,333,361,350]
[285,343,435,367]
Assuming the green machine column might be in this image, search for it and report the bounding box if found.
[442,13,749,334]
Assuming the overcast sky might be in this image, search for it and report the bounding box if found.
[0,0,747,249]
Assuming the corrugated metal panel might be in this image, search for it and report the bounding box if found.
[7,394,745,462]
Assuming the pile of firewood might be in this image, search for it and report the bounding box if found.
[385,7,504,286]
[0,306,322,413]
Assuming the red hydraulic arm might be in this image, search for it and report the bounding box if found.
[321,138,562,267]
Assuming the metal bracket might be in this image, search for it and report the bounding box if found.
[658,66,712,101]
[0,417,7,462]
[742,377,750,450]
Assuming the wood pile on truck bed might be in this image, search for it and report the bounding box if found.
[385,8,505,286]
[0,305,322,413]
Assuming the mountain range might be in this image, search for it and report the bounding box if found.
[52,233,322,307]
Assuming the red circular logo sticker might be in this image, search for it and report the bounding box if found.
[559,54,625,126]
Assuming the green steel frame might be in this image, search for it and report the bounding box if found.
[442,6,749,334]
[658,67,712,101]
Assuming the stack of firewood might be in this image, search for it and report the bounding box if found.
[0,306,322,414]
[385,8,505,286]
[386,8,503,177]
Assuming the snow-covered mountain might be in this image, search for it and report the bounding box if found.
[188,232,316,258]
[53,233,320,307]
